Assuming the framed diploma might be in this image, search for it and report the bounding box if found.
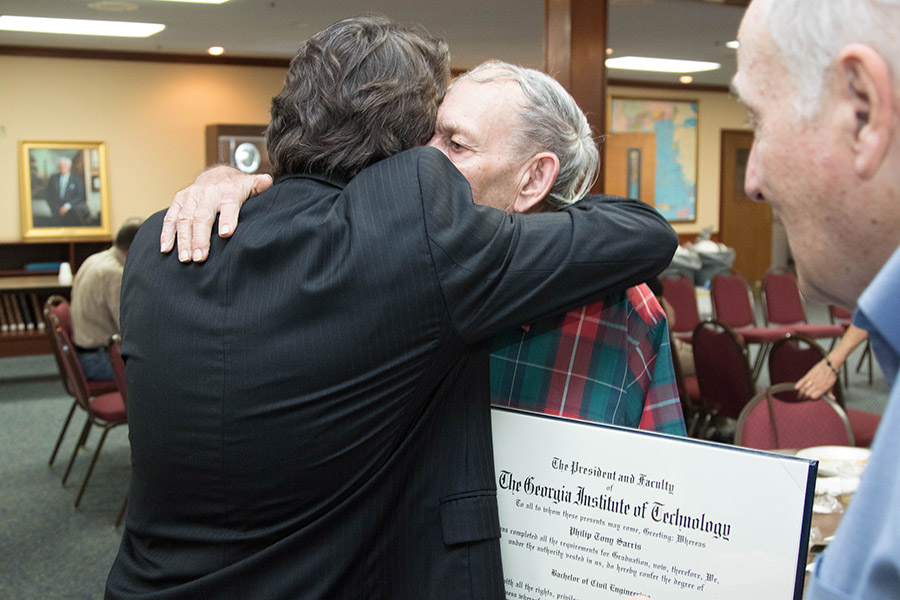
[492,408,817,600]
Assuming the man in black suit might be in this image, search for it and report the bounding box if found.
[107,16,677,600]
[45,156,88,226]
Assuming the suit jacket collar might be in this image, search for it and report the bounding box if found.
[275,172,346,190]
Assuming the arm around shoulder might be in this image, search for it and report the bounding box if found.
[416,150,679,341]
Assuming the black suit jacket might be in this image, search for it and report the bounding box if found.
[107,147,676,599]
[46,172,87,224]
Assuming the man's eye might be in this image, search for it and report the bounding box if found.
[449,140,465,152]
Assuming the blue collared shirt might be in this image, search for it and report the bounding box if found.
[805,244,900,599]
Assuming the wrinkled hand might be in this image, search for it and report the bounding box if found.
[160,166,273,262]
[795,359,838,400]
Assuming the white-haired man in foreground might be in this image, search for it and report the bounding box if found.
[731,0,900,597]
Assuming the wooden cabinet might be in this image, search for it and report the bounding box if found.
[0,238,111,357]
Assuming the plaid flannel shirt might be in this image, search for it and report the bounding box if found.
[490,284,686,436]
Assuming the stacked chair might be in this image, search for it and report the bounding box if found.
[709,269,794,380]
[761,268,846,340]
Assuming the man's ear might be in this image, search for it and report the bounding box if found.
[838,44,894,179]
[513,152,560,214]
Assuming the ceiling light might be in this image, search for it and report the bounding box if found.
[208,46,224,56]
[148,0,231,4]
[606,56,720,73]
[0,15,164,37]
[726,40,740,49]
[606,48,614,56]
[680,75,694,84]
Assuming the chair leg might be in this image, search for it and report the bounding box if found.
[697,411,713,440]
[75,426,111,508]
[49,399,78,467]
[77,420,93,449]
[62,416,92,486]
[751,343,771,381]
[855,342,873,386]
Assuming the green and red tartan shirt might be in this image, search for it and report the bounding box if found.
[489,284,687,436]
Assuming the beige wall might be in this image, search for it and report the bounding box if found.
[0,55,749,241]
[0,55,286,241]
[608,85,750,238]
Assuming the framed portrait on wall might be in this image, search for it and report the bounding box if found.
[18,140,112,239]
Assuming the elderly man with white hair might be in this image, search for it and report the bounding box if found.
[730,0,900,597]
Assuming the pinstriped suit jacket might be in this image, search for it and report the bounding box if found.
[107,147,676,599]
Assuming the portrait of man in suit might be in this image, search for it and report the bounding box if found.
[25,146,106,232]
[45,155,87,225]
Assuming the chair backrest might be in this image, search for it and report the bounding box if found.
[43,295,74,396]
[735,382,855,449]
[768,333,845,407]
[108,334,127,406]
[661,273,700,334]
[46,312,93,413]
[692,319,756,420]
[761,268,807,326]
[709,270,757,329]
[43,295,72,339]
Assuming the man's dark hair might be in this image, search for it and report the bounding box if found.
[266,15,450,179]
[115,218,143,251]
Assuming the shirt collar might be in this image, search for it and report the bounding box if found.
[854,243,900,382]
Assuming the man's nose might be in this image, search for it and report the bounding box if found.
[744,143,764,202]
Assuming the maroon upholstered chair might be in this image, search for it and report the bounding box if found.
[692,319,757,438]
[107,334,129,527]
[107,334,128,405]
[735,383,854,450]
[761,268,845,340]
[661,273,700,342]
[767,334,880,448]
[48,313,127,510]
[43,295,117,468]
[709,270,793,379]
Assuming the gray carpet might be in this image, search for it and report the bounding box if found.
[0,337,890,599]
[0,355,128,600]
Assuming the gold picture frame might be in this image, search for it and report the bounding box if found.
[19,140,112,239]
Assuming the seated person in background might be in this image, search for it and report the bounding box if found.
[70,218,142,380]
[164,61,686,436]
[795,323,869,400]
[110,18,678,600]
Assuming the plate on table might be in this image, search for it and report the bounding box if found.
[796,445,871,477]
